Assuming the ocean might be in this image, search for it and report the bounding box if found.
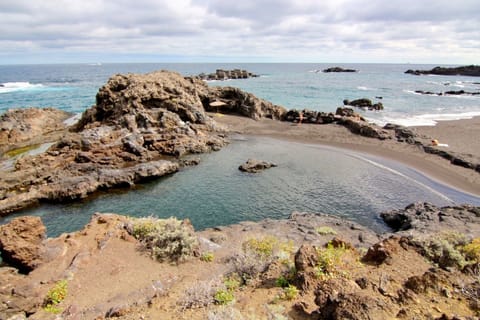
[1,63,480,237]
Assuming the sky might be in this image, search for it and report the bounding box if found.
[0,0,479,64]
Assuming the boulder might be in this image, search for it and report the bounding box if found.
[238,159,277,173]
[196,69,259,81]
[0,216,46,273]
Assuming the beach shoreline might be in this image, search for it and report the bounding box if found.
[212,113,480,197]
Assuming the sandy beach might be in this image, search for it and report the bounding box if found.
[212,113,480,196]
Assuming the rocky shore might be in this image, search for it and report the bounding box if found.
[1,69,480,216]
[1,202,479,319]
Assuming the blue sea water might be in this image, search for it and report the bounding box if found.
[1,63,480,237]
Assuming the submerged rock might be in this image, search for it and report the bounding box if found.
[238,159,277,173]
[195,69,258,81]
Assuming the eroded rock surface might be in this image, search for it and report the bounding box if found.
[0,108,70,155]
[405,65,480,77]
[0,216,46,273]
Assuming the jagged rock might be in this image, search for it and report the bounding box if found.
[282,109,337,124]
[343,98,384,111]
[205,86,286,120]
[338,118,392,140]
[0,216,46,273]
[362,237,400,265]
[323,67,357,73]
[238,159,277,173]
[380,202,480,236]
[405,65,480,77]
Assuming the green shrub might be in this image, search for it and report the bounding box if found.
[214,289,234,305]
[462,238,480,263]
[201,252,214,262]
[129,217,198,262]
[315,243,347,279]
[275,275,289,288]
[223,275,241,291]
[43,280,68,314]
[316,226,337,236]
[282,284,299,300]
[419,232,469,270]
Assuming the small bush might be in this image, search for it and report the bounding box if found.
[207,306,245,320]
[214,289,235,305]
[223,275,241,291]
[180,280,217,310]
[201,252,215,262]
[316,226,337,236]
[243,236,277,259]
[462,238,480,263]
[419,232,469,270]
[129,217,198,262]
[275,275,290,288]
[282,284,299,300]
[43,280,68,314]
[315,243,347,279]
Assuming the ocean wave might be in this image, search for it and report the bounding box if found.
[357,86,374,91]
[0,82,44,93]
[372,111,480,127]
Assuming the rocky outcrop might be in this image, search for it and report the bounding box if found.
[0,108,70,156]
[343,98,384,111]
[196,69,258,81]
[282,109,337,124]
[380,202,480,236]
[414,90,480,96]
[323,67,357,73]
[204,86,286,120]
[0,216,46,273]
[383,123,480,173]
[238,159,277,173]
[405,65,480,77]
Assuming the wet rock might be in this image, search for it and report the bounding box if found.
[0,216,46,273]
[323,67,357,73]
[343,98,384,111]
[238,159,277,173]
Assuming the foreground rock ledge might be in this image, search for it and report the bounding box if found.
[1,202,479,319]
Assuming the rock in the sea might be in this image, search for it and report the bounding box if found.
[322,67,357,73]
[239,159,277,173]
[0,216,46,273]
[405,65,480,77]
[196,69,258,81]
[343,98,384,111]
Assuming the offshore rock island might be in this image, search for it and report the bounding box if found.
[1,70,480,319]
[405,65,480,77]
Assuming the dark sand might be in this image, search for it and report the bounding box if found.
[211,113,480,196]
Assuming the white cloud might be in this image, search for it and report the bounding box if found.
[0,0,478,63]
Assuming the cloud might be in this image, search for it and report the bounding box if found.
[0,0,478,63]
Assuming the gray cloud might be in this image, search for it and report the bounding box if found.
[0,0,478,63]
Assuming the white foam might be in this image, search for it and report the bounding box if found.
[371,111,480,127]
[357,86,371,91]
[0,82,44,93]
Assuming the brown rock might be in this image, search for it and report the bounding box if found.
[0,216,46,273]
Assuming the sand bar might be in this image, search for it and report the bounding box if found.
[212,113,480,196]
